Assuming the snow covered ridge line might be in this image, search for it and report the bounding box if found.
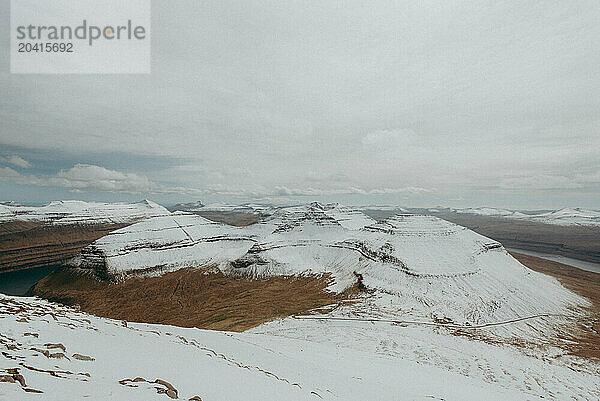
[71,203,588,329]
[169,200,279,214]
[453,207,600,227]
[0,199,170,225]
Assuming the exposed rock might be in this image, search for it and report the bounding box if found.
[23,388,43,393]
[72,353,95,361]
[44,343,66,352]
[0,375,15,383]
[13,373,26,387]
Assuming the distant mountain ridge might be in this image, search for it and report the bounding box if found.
[0,199,169,225]
[0,200,170,274]
[452,206,600,227]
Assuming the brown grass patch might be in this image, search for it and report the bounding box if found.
[511,251,600,360]
[30,267,350,331]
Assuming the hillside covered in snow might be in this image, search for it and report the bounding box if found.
[454,207,600,227]
[0,200,172,274]
[1,294,543,401]
[0,200,169,225]
[72,203,587,333]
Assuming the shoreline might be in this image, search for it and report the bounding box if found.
[507,248,600,274]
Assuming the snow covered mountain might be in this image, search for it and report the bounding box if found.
[454,207,600,227]
[0,200,170,225]
[0,204,13,220]
[72,203,586,330]
[168,201,282,216]
[168,200,205,212]
[454,207,520,217]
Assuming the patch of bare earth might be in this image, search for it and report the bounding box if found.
[30,267,352,331]
[510,251,600,360]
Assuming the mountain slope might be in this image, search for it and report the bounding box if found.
[0,200,169,225]
[0,200,170,275]
[0,294,536,400]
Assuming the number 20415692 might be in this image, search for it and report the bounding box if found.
[18,42,73,53]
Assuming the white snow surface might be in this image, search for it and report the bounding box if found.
[0,294,540,401]
[0,204,14,219]
[0,200,169,225]
[454,207,600,227]
[250,296,600,399]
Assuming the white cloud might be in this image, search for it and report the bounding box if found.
[2,162,435,198]
[497,173,598,190]
[1,1,599,207]
[0,155,31,168]
[0,167,23,179]
[51,164,153,192]
[574,170,600,184]
[0,164,159,194]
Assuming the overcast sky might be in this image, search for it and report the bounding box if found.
[1,1,599,208]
